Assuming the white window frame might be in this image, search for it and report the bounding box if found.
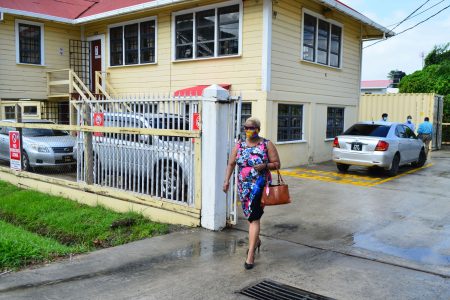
[107,16,158,67]
[276,103,305,143]
[172,0,243,62]
[300,9,343,69]
[15,19,45,66]
[22,105,39,116]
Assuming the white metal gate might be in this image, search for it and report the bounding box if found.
[73,95,201,206]
[225,97,242,225]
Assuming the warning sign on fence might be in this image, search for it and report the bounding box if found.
[93,112,104,137]
[9,131,21,170]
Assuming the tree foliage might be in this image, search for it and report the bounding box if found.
[399,43,450,122]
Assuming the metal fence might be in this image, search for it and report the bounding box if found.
[73,95,201,206]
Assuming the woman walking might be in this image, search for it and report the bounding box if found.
[223,117,280,270]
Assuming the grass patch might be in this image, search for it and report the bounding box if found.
[0,180,171,270]
[0,220,79,270]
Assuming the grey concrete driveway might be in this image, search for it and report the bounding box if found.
[236,149,450,277]
[1,150,449,299]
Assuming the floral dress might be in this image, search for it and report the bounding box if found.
[236,139,272,220]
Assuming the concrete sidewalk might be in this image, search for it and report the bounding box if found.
[0,228,449,300]
[1,150,450,299]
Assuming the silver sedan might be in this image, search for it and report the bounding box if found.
[0,119,76,171]
[332,122,427,176]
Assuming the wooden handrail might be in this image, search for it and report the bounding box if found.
[71,70,95,100]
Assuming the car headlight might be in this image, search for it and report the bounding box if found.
[29,144,51,153]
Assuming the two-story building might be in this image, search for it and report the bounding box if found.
[0,0,393,167]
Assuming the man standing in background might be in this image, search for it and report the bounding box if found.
[417,117,433,155]
[404,115,415,132]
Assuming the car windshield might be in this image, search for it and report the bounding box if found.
[23,127,69,137]
[343,124,391,137]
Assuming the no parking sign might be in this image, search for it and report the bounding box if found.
[93,112,104,137]
[9,131,21,170]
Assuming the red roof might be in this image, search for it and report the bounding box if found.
[361,80,393,89]
[0,0,154,19]
[174,84,231,97]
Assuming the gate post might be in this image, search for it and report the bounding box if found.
[201,85,231,231]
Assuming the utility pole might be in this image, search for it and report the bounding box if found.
[420,51,425,69]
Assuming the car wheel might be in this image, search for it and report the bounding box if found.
[21,151,32,172]
[157,161,185,201]
[386,154,400,176]
[336,163,350,172]
[413,149,426,168]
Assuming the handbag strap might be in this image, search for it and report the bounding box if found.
[265,167,286,185]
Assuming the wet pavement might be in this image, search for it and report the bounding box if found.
[1,149,450,299]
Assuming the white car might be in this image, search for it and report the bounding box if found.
[332,122,426,176]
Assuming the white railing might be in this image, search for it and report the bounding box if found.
[73,94,201,207]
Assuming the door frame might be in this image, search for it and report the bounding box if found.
[86,34,106,92]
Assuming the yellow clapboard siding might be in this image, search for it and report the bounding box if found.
[0,15,80,100]
[270,0,361,103]
[82,0,263,95]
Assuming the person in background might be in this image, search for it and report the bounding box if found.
[381,113,388,122]
[223,117,280,270]
[404,115,415,132]
[417,117,433,155]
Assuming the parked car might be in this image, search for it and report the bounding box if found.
[332,122,427,176]
[90,112,191,202]
[0,119,76,171]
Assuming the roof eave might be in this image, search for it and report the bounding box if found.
[0,7,74,23]
[314,0,395,39]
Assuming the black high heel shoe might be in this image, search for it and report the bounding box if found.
[244,261,254,270]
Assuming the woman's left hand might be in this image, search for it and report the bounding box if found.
[253,163,267,172]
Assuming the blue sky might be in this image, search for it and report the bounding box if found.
[339,0,450,80]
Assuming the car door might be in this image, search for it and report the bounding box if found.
[395,125,410,163]
[0,127,9,160]
[403,125,421,161]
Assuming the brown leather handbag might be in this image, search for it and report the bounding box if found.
[261,170,291,206]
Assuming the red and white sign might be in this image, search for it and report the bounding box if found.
[9,131,21,170]
[192,113,200,143]
[93,112,104,137]
[193,113,200,130]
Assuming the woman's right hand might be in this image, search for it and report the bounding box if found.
[223,181,230,193]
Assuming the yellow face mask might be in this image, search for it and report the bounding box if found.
[245,128,259,139]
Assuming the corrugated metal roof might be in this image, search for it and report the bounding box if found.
[0,0,393,38]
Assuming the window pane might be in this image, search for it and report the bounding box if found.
[303,14,316,62]
[330,54,339,67]
[4,106,15,119]
[23,106,38,115]
[19,23,41,64]
[110,26,123,66]
[240,102,252,138]
[140,20,155,63]
[196,9,215,57]
[330,25,341,67]
[176,14,193,59]
[326,107,344,138]
[124,24,138,65]
[218,5,239,56]
[278,104,303,142]
[317,50,327,64]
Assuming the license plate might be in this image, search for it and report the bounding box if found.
[351,143,363,151]
[63,155,73,162]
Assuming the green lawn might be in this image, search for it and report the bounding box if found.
[0,180,170,271]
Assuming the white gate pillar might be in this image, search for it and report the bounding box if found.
[201,85,231,231]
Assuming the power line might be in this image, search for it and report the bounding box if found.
[363,4,450,49]
[386,0,448,28]
[390,0,431,31]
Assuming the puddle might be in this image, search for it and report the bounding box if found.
[353,233,450,266]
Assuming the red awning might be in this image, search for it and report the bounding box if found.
[173,84,231,97]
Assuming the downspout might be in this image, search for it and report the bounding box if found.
[261,0,272,93]
[357,23,363,123]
